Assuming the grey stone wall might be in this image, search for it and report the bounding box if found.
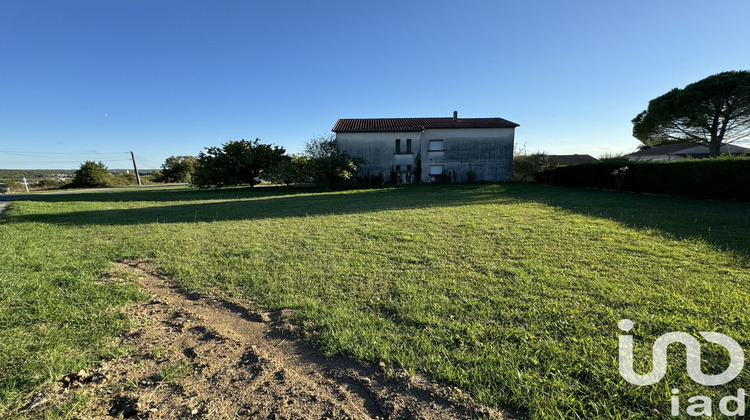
[335,127,515,183]
[438,137,514,182]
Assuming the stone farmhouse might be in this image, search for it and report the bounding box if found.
[332,112,519,183]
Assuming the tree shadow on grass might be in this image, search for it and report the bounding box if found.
[501,184,750,258]
[1,185,304,203]
[5,184,507,226]
[7,183,750,257]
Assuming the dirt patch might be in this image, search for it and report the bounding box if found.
[18,261,516,419]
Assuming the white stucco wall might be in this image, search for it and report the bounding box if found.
[628,155,679,162]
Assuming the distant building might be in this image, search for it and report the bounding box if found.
[626,143,750,161]
[332,112,519,183]
[547,154,598,166]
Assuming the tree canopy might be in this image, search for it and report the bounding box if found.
[632,70,750,156]
[158,155,197,183]
[70,161,111,188]
[192,139,285,188]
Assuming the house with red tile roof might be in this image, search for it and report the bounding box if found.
[332,112,519,183]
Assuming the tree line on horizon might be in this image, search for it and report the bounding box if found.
[64,135,363,190]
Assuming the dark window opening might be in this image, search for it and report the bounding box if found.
[395,165,401,172]
[406,139,412,153]
[395,139,401,154]
[406,165,412,172]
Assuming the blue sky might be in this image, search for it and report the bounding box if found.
[1,0,749,169]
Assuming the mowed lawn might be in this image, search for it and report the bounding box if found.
[1,183,749,418]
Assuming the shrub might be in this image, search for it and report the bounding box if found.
[110,172,137,187]
[0,179,19,191]
[536,157,750,201]
[513,153,553,182]
[598,152,628,162]
[303,135,364,190]
[70,161,111,188]
[32,179,67,190]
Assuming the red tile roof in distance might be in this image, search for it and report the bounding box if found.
[331,117,519,133]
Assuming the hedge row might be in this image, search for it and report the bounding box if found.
[536,158,750,201]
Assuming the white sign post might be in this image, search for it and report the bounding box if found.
[22,177,29,193]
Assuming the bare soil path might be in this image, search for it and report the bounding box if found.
[18,261,515,419]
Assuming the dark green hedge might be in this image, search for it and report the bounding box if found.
[536,158,750,201]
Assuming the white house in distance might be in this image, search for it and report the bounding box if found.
[626,143,750,161]
[332,112,519,183]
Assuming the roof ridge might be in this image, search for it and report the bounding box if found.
[332,116,519,133]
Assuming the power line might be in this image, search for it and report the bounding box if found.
[134,154,163,167]
[0,159,133,164]
[0,150,130,156]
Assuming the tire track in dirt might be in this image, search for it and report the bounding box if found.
[18,260,517,419]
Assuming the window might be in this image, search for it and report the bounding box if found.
[429,165,443,175]
[395,165,401,172]
[428,140,444,151]
[406,139,412,153]
[406,165,412,172]
[395,139,401,154]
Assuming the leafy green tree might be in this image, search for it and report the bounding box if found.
[263,155,308,186]
[303,134,364,189]
[632,70,750,156]
[192,139,286,188]
[70,161,111,188]
[304,134,338,159]
[158,155,197,183]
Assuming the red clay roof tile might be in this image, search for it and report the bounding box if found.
[331,117,519,132]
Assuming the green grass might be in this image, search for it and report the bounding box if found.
[1,183,749,418]
[154,361,193,383]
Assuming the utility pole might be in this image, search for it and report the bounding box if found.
[130,151,142,186]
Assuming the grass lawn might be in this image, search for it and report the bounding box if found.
[1,183,749,418]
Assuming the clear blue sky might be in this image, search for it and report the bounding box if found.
[2,0,749,169]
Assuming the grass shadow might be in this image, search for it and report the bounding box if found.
[6,184,506,226]
[503,184,750,257]
[7,182,750,257]
[0,185,304,203]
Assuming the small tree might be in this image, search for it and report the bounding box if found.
[158,155,197,183]
[611,166,628,192]
[192,139,286,188]
[70,161,111,188]
[303,134,363,189]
